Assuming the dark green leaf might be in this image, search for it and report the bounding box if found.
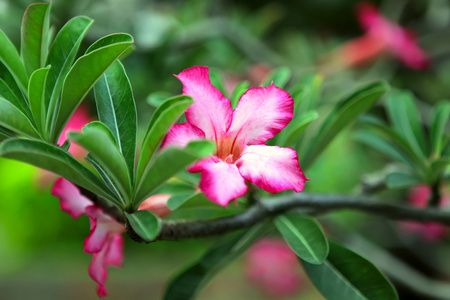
[50,33,134,143]
[263,66,291,88]
[0,30,28,92]
[20,3,51,77]
[0,126,14,141]
[28,66,50,134]
[385,172,421,189]
[428,158,450,183]
[302,240,398,300]
[0,63,28,110]
[0,97,39,138]
[0,138,116,204]
[163,223,267,300]
[274,214,328,264]
[134,140,215,208]
[302,82,389,169]
[94,60,137,178]
[124,210,161,242]
[136,95,193,184]
[230,80,249,109]
[0,77,31,119]
[430,101,450,157]
[69,121,132,206]
[44,16,94,140]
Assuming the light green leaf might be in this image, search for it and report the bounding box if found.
[0,30,28,93]
[385,172,421,189]
[136,95,193,184]
[44,16,94,140]
[263,66,291,88]
[209,68,228,97]
[167,193,200,211]
[134,140,215,209]
[50,33,134,143]
[94,60,137,178]
[277,110,318,147]
[0,97,39,138]
[274,214,328,264]
[85,33,135,54]
[290,73,323,115]
[230,80,249,109]
[124,210,161,242]
[163,223,267,300]
[430,101,450,157]
[0,138,116,204]
[28,66,50,134]
[20,3,51,77]
[302,240,398,300]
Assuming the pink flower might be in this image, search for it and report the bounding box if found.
[58,104,92,158]
[51,178,171,297]
[162,66,307,206]
[245,238,304,298]
[355,2,430,69]
[401,185,449,242]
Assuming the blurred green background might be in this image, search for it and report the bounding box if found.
[1,0,450,299]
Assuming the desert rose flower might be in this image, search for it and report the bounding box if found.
[51,178,171,297]
[162,66,307,206]
[245,238,304,298]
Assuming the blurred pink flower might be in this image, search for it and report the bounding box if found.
[162,66,307,206]
[58,104,92,158]
[245,238,303,298]
[51,178,171,297]
[401,185,449,242]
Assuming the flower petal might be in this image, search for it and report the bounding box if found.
[236,145,307,193]
[51,178,92,219]
[176,66,232,140]
[139,194,172,218]
[104,234,124,268]
[229,84,293,145]
[195,158,247,206]
[89,249,108,297]
[161,123,205,149]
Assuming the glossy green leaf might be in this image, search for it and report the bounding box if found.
[386,90,427,158]
[277,110,318,147]
[0,30,28,92]
[263,66,291,88]
[167,193,200,211]
[50,34,134,143]
[274,214,328,264]
[385,172,421,189]
[44,16,94,139]
[28,66,50,133]
[136,95,193,184]
[94,60,137,178]
[302,82,389,169]
[69,122,132,206]
[20,3,51,77]
[0,97,39,138]
[134,140,215,208]
[302,240,398,300]
[85,33,135,54]
[290,73,323,115]
[0,77,31,119]
[163,223,267,300]
[124,210,161,242]
[0,127,14,141]
[0,63,28,110]
[430,101,450,157]
[230,80,249,109]
[0,138,116,204]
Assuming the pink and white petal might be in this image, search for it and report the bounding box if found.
[176,66,233,140]
[88,244,108,297]
[104,234,124,268]
[198,159,247,206]
[161,123,205,149]
[51,178,93,219]
[139,194,172,218]
[229,84,294,145]
[236,145,307,193]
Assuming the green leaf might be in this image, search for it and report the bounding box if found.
[0,77,31,119]
[0,97,39,138]
[428,158,450,183]
[0,63,28,110]
[230,80,249,109]
[94,60,137,178]
[85,33,135,54]
[44,16,94,140]
[0,138,116,204]
[163,223,267,300]
[385,172,421,189]
[277,110,318,147]
[302,240,398,300]
[167,193,200,211]
[0,30,28,93]
[136,95,193,184]
[134,140,215,208]
[147,91,172,108]
[20,3,51,77]
[290,73,323,115]
[274,214,328,264]
[50,33,134,143]
[124,210,161,242]
[430,101,450,157]
[302,82,389,169]
[386,90,428,158]
[28,66,50,133]
[263,66,291,88]
[209,68,228,97]
[69,121,132,206]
